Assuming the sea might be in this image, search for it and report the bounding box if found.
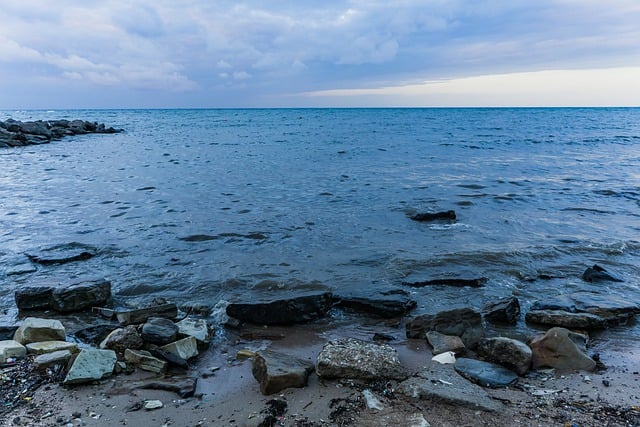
[1,108,639,346]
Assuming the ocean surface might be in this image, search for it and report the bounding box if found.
[1,108,639,342]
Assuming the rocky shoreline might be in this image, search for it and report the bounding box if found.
[2,257,640,426]
[0,119,123,147]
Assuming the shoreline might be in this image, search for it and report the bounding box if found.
[3,317,640,427]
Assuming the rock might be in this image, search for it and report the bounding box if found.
[26,251,94,265]
[0,119,122,148]
[141,317,179,345]
[63,349,117,385]
[397,362,503,412]
[175,318,212,347]
[582,264,623,282]
[432,351,456,364]
[408,210,456,221]
[482,296,520,325]
[25,341,78,355]
[14,286,54,310]
[99,326,144,353]
[124,348,168,373]
[226,292,334,325]
[50,279,111,312]
[334,288,416,318]
[402,278,486,288]
[13,318,65,344]
[144,400,163,410]
[531,292,639,325]
[426,331,466,355]
[0,340,27,363]
[179,302,212,316]
[252,350,315,395]
[476,337,532,376]
[454,358,519,388]
[406,308,484,349]
[132,376,197,398]
[529,327,596,372]
[33,350,72,370]
[316,338,406,380]
[525,309,607,329]
[362,389,384,410]
[0,325,19,341]
[160,336,199,361]
[116,303,178,325]
[149,345,189,369]
[74,324,119,346]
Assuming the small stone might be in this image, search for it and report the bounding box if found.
[426,331,466,355]
[141,318,178,345]
[124,348,168,373]
[160,336,198,360]
[25,341,78,355]
[0,340,27,363]
[144,400,163,410]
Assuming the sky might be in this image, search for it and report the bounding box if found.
[1,0,639,108]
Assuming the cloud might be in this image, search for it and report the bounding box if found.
[0,0,639,107]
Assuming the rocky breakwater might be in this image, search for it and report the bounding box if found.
[0,118,123,147]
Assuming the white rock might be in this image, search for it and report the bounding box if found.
[362,389,384,410]
[13,318,65,344]
[431,351,456,364]
[0,340,27,363]
[144,400,164,410]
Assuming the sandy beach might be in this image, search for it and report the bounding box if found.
[3,318,640,427]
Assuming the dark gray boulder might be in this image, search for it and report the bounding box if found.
[482,296,520,325]
[476,337,532,376]
[408,210,456,222]
[406,307,485,349]
[226,292,334,325]
[454,358,519,388]
[74,324,119,346]
[334,288,416,318]
[141,318,179,345]
[14,286,54,310]
[582,264,623,282]
[50,279,111,312]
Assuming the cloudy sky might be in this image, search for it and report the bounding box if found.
[1,0,639,108]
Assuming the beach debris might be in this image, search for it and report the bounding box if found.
[431,351,456,364]
[316,338,407,380]
[476,337,532,376]
[482,296,521,325]
[408,210,456,222]
[144,399,164,410]
[252,349,315,395]
[362,389,384,410]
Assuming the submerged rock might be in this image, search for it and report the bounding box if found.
[50,279,111,312]
[454,358,519,388]
[582,264,623,282]
[406,307,484,349]
[116,303,178,325]
[402,277,486,288]
[316,338,406,380]
[226,292,334,325]
[252,349,315,395]
[525,309,607,330]
[14,286,54,310]
[530,292,639,325]
[408,210,456,222]
[529,327,596,372]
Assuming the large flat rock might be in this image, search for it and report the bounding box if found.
[63,349,117,385]
[226,292,334,325]
[397,362,504,412]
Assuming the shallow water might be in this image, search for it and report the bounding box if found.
[1,108,639,340]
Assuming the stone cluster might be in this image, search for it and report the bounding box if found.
[0,118,122,147]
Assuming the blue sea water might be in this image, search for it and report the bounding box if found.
[1,108,639,340]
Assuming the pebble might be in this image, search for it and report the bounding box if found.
[144,399,164,410]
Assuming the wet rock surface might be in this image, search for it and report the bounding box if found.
[334,288,416,318]
[454,357,519,388]
[316,338,407,380]
[0,118,123,148]
[252,349,315,395]
[482,296,521,325]
[406,307,484,348]
[226,292,334,325]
